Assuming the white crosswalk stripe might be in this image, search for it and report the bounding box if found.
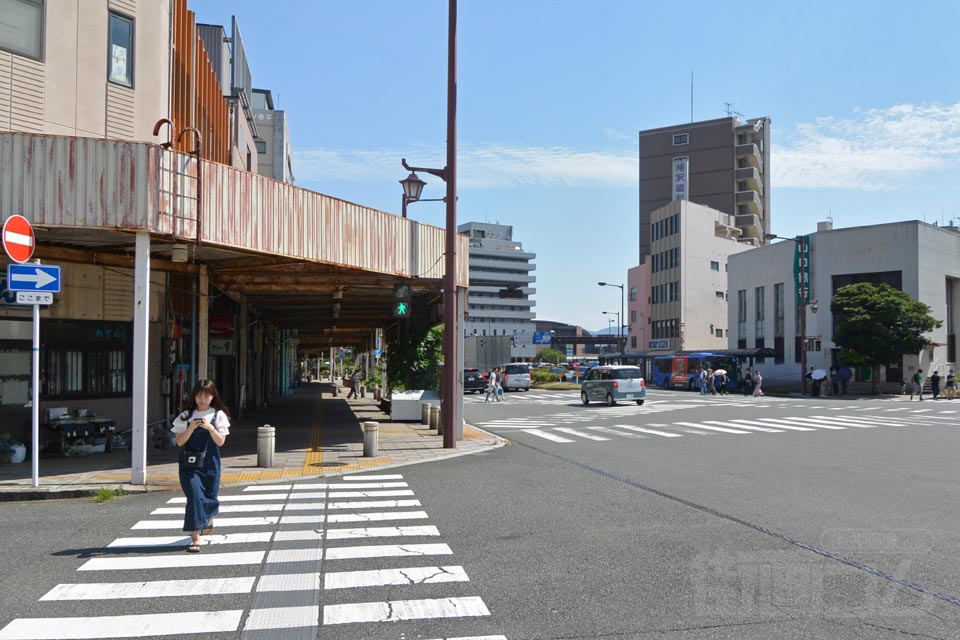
[0,474,504,640]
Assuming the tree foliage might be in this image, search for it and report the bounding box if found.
[384,325,444,391]
[831,283,941,392]
[537,348,566,365]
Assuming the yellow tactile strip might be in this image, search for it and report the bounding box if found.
[302,394,325,470]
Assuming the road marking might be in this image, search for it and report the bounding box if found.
[323,596,490,625]
[327,499,422,510]
[272,530,325,542]
[772,417,848,430]
[326,525,440,540]
[325,565,469,590]
[703,420,783,433]
[245,484,293,491]
[326,489,415,498]
[267,547,324,564]
[0,611,243,639]
[151,504,286,515]
[280,514,326,525]
[910,409,933,413]
[326,543,453,561]
[587,426,646,438]
[321,482,409,489]
[284,502,329,511]
[613,425,683,437]
[40,577,255,601]
[553,427,609,441]
[255,572,321,592]
[522,429,575,442]
[327,511,430,523]
[733,419,815,432]
[166,493,289,503]
[244,605,319,631]
[342,474,406,480]
[131,516,278,529]
[108,532,272,548]
[809,415,902,427]
[289,492,327,500]
[673,422,751,434]
[78,551,265,571]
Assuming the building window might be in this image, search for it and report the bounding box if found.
[108,12,134,86]
[737,290,747,341]
[0,0,43,60]
[631,310,637,323]
[255,140,267,154]
[715,291,725,299]
[41,321,132,399]
[715,328,723,338]
[710,261,720,271]
[629,287,637,301]
[673,133,689,145]
[774,283,785,337]
[755,286,765,338]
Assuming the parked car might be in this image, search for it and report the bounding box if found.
[580,365,646,406]
[463,368,486,394]
[499,363,531,391]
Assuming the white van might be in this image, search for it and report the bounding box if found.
[580,365,646,405]
[499,363,531,391]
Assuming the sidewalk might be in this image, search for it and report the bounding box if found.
[0,382,504,500]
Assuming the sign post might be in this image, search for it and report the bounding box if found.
[4,216,57,487]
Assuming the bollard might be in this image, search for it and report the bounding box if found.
[362,421,379,457]
[421,402,431,425]
[429,404,441,432]
[257,425,275,468]
[360,386,366,398]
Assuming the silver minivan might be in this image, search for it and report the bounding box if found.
[580,365,646,405]
[499,363,531,391]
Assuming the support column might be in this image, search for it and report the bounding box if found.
[197,265,209,381]
[455,285,466,441]
[238,297,248,416]
[131,232,151,485]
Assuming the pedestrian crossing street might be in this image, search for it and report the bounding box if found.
[466,391,819,407]
[0,474,506,640]
[475,406,958,445]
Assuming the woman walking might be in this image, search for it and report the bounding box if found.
[752,370,764,397]
[172,379,231,552]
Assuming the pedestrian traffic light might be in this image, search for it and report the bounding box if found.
[393,282,411,301]
[393,300,411,318]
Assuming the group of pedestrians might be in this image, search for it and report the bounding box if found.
[742,367,764,397]
[484,367,504,402]
[906,368,957,401]
[696,368,730,396]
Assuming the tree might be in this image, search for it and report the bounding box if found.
[831,283,941,394]
[537,348,566,365]
[384,325,443,391]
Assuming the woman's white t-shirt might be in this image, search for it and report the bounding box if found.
[170,408,231,435]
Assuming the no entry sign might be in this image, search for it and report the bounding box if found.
[2,215,35,263]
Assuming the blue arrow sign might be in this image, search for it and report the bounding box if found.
[7,264,61,292]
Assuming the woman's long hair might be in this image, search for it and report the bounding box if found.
[183,379,230,419]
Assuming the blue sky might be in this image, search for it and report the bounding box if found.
[195,1,960,332]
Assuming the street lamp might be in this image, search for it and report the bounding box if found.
[395,0,458,449]
[765,233,811,395]
[602,311,620,354]
[399,171,445,218]
[598,282,624,362]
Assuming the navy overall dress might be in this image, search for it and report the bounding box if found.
[178,412,222,532]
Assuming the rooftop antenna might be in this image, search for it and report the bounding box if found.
[827,210,833,224]
[690,70,694,122]
[724,102,733,117]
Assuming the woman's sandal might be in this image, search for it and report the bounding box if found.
[186,543,201,553]
[200,522,214,536]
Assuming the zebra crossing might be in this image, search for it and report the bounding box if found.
[0,474,506,640]
[475,410,957,446]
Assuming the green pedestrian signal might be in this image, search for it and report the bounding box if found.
[393,301,411,318]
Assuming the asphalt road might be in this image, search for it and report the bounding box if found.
[2,388,959,639]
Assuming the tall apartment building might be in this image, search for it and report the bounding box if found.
[638,116,771,264]
[458,222,536,359]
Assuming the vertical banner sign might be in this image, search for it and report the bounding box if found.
[672,157,689,202]
[209,314,235,356]
[793,235,811,305]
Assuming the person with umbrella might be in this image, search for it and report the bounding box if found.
[839,366,852,395]
[830,367,841,395]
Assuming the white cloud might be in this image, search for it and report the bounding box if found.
[773,102,960,190]
[294,142,638,189]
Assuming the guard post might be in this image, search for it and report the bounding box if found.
[257,424,275,468]
[362,421,379,457]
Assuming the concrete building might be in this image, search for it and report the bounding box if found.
[252,89,295,183]
[727,220,960,390]
[626,263,650,351]
[0,0,471,478]
[459,222,536,360]
[639,115,771,264]
[645,201,751,353]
